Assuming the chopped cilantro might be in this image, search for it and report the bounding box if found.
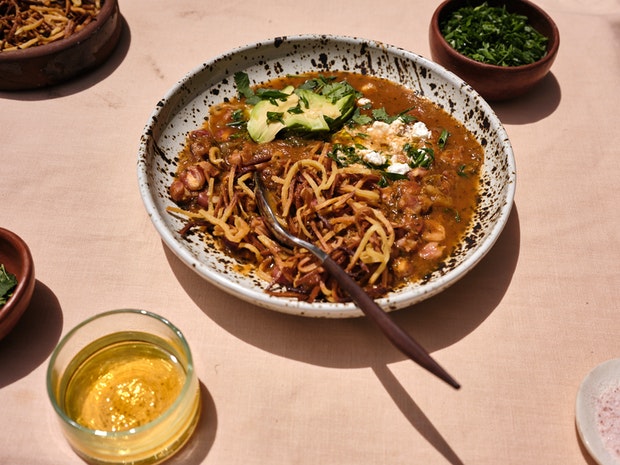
[440,2,548,66]
[438,129,450,149]
[256,88,292,103]
[404,144,434,168]
[351,109,372,126]
[328,144,362,167]
[378,171,408,187]
[0,264,17,308]
[371,108,392,123]
[226,109,247,128]
[266,111,285,124]
[234,71,254,99]
[372,107,416,124]
[287,104,304,115]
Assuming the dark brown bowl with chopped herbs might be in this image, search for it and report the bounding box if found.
[429,0,560,101]
[0,228,35,341]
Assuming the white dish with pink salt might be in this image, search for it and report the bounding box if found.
[576,358,620,465]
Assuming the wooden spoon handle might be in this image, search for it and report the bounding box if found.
[321,255,460,389]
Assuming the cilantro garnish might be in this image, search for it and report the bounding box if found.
[403,144,435,168]
[438,129,450,149]
[0,264,17,308]
[226,109,247,129]
[234,72,292,105]
[377,171,408,188]
[266,111,285,124]
[328,144,362,167]
[371,107,416,124]
[351,109,372,126]
[234,72,254,100]
[440,2,548,66]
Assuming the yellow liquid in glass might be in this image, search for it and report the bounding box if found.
[64,339,186,432]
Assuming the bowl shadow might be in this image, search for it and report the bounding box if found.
[164,204,521,371]
[0,280,63,388]
[491,72,562,124]
[0,15,131,101]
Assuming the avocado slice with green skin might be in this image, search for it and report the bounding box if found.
[246,86,297,144]
[247,86,356,143]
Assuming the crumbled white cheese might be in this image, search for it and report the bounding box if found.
[367,121,390,139]
[411,121,432,139]
[387,162,411,175]
[338,116,434,177]
[360,149,386,166]
[387,118,407,136]
[357,97,371,107]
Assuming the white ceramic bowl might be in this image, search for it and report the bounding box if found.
[576,358,620,465]
[137,34,516,318]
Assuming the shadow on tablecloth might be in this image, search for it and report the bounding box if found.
[166,200,521,371]
[0,280,63,388]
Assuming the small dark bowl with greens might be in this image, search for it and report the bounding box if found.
[0,228,35,341]
[429,0,559,101]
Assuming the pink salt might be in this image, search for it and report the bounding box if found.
[596,383,620,461]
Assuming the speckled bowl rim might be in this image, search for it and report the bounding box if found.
[137,34,516,318]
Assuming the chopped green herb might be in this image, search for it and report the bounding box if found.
[377,171,408,187]
[287,104,304,115]
[256,89,291,100]
[351,109,372,126]
[445,208,462,223]
[328,144,363,167]
[234,72,255,100]
[0,264,17,307]
[299,75,360,104]
[440,2,548,66]
[438,129,450,149]
[372,107,416,124]
[457,164,469,177]
[403,144,435,168]
[297,75,337,93]
[226,109,247,129]
[266,111,285,124]
[371,107,391,123]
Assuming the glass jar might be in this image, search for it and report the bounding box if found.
[47,309,201,465]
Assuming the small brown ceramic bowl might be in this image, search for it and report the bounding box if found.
[0,228,35,340]
[429,0,560,101]
[0,0,122,91]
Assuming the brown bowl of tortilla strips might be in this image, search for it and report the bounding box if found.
[0,0,122,91]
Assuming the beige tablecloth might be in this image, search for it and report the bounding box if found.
[1,1,619,463]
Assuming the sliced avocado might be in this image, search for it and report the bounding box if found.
[285,88,341,132]
[246,86,298,144]
[247,85,356,143]
[325,93,356,129]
